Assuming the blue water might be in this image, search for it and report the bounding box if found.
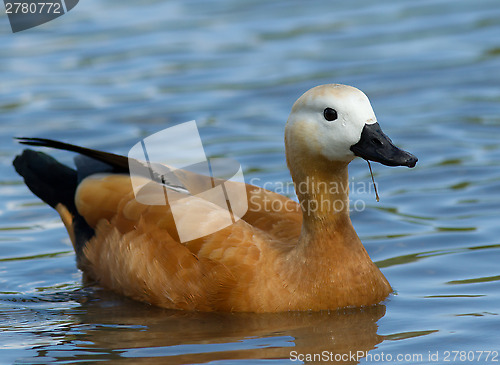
[1,0,500,364]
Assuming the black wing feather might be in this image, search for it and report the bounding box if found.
[15,137,130,173]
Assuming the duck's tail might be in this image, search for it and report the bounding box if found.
[13,148,94,268]
[13,149,78,211]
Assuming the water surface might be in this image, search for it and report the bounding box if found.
[1,0,500,364]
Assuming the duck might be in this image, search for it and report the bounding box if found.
[13,84,417,312]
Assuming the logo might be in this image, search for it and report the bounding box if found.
[4,0,78,33]
[128,121,248,242]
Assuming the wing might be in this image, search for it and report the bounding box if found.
[75,173,302,311]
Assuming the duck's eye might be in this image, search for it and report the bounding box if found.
[323,108,338,122]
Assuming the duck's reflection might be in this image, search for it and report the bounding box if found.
[42,288,387,364]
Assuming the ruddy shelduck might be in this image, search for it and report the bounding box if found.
[13,84,417,312]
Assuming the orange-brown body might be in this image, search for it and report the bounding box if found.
[57,156,391,312]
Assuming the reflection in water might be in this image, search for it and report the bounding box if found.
[25,289,386,364]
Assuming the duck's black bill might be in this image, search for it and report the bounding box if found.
[350,123,418,168]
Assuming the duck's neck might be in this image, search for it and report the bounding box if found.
[289,156,354,243]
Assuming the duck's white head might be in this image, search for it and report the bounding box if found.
[285,84,417,168]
